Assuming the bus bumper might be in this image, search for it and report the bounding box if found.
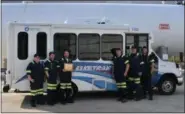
[177,72,184,86]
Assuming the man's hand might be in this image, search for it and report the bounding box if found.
[44,75,48,82]
[45,71,49,77]
[151,70,156,76]
[150,63,156,75]
[125,64,130,77]
[124,72,127,77]
[31,79,34,83]
[138,72,142,76]
[28,75,34,83]
[29,78,34,83]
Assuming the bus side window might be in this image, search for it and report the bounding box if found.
[101,34,123,60]
[17,32,28,60]
[125,34,134,55]
[37,32,47,60]
[78,33,100,60]
[125,34,148,55]
[54,33,77,60]
[138,35,148,54]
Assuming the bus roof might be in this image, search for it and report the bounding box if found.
[9,22,131,30]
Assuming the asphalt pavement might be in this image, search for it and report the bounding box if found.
[1,84,184,113]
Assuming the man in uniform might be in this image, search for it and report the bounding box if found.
[58,49,74,104]
[140,46,155,100]
[112,48,130,103]
[127,46,143,101]
[44,52,60,105]
[26,54,45,107]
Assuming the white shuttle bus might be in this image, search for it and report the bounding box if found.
[4,22,183,96]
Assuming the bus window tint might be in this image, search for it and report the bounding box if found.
[125,34,148,55]
[78,33,100,60]
[138,35,148,53]
[54,33,77,60]
[18,32,28,60]
[101,34,123,60]
[37,32,47,59]
[139,35,148,47]
[125,35,134,55]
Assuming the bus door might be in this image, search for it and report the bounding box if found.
[125,33,149,55]
[13,24,50,91]
[125,33,159,85]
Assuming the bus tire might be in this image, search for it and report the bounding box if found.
[158,77,176,95]
[71,82,78,98]
[3,84,10,93]
[14,89,20,93]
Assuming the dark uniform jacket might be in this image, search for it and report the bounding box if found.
[44,59,60,82]
[140,54,155,77]
[59,57,73,71]
[112,55,129,81]
[26,61,45,83]
[58,57,73,82]
[128,53,142,78]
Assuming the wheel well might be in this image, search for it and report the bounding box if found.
[158,73,178,85]
[71,81,78,92]
[3,84,10,93]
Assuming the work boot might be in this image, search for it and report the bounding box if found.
[117,97,122,101]
[47,102,55,106]
[67,98,74,103]
[47,97,54,106]
[66,89,72,103]
[142,95,147,99]
[127,95,134,100]
[30,97,36,107]
[37,95,45,105]
[126,91,134,100]
[60,89,66,105]
[53,91,58,104]
[148,96,153,100]
[60,96,66,105]
[31,103,36,107]
[120,99,127,103]
[134,97,141,101]
[60,95,66,105]
[61,101,66,105]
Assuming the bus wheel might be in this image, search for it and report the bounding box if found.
[14,89,20,93]
[71,82,78,98]
[3,84,10,93]
[158,77,176,95]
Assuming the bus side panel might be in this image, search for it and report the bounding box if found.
[6,23,15,88]
[72,61,117,92]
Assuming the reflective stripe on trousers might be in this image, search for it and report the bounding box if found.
[66,83,72,89]
[128,77,140,84]
[116,82,127,88]
[60,83,66,89]
[47,83,57,90]
[30,88,44,96]
[60,83,72,89]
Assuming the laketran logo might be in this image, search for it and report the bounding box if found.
[73,62,113,75]
[75,65,111,71]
